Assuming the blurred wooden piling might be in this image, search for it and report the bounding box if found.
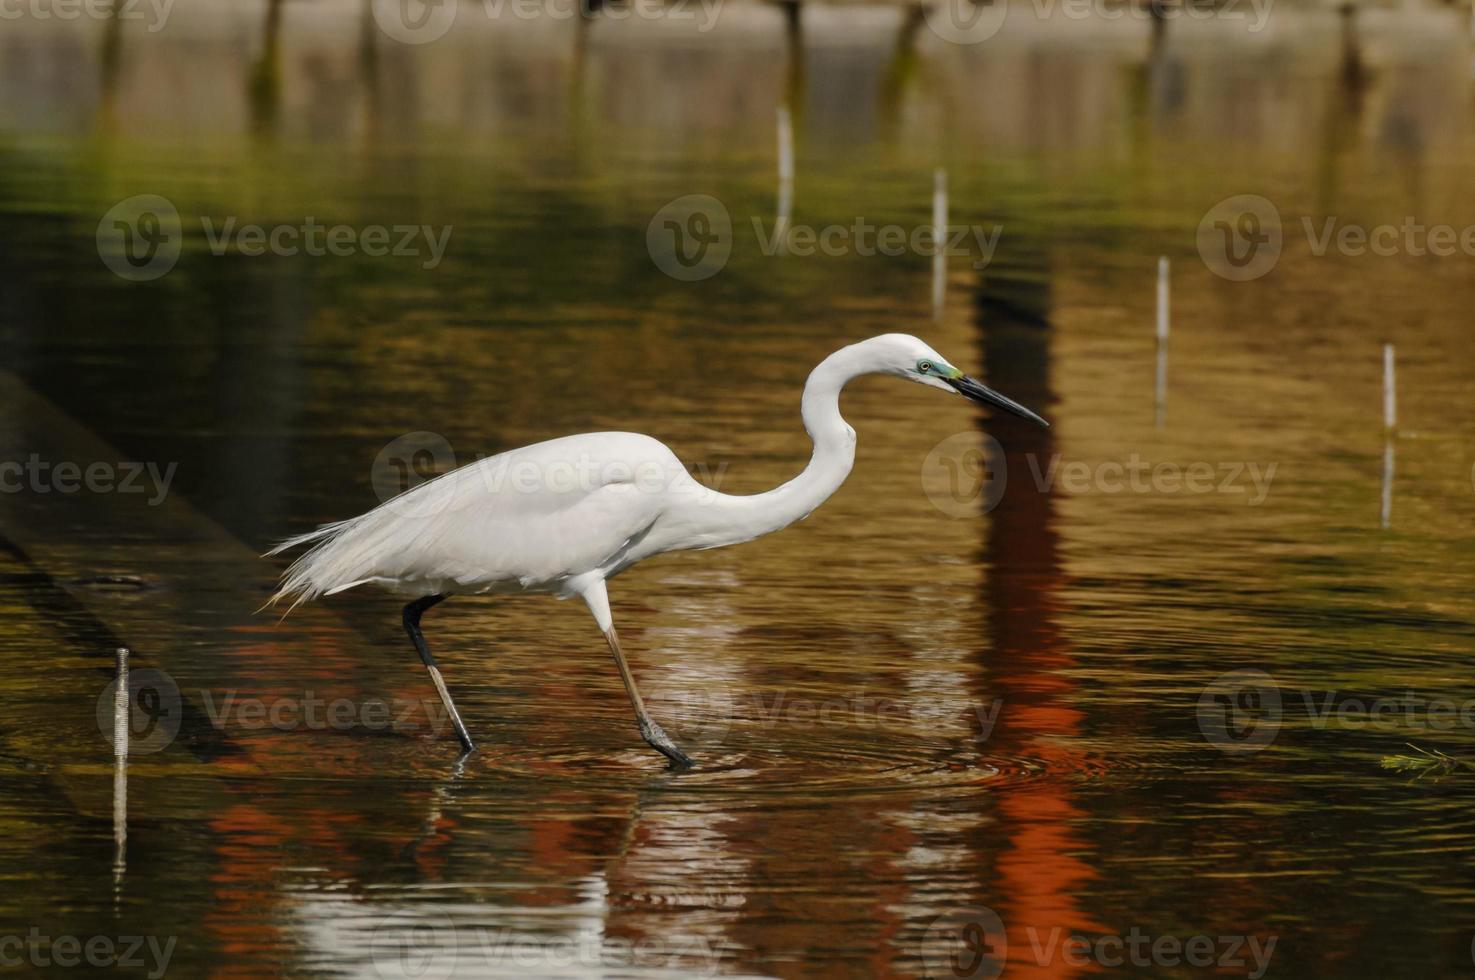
[1156,256,1170,344]
[113,646,129,758]
[113,645,129,891]
[1381,344,1395,528]
[777,105,794,233]
[931,168,947,319]
[1383,343,1396,430]
[1155,257,1169,427]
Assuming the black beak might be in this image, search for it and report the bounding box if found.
[944,375,1050,428]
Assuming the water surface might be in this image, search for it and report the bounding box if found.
[2,2,1475,976]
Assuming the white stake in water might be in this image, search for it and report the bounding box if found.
[1381,436,1394,529]
[1467,0,1475,78]
[1155,257,1169,427]
[1383,343,1396,430]
[932,168,948,319]
[1381,344,1396,528]
[776,106,794,236]
[1157,256,1170,344]
[112,646,129,889]
[113,646,129,759]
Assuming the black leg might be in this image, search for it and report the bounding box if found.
[402,594,475,754]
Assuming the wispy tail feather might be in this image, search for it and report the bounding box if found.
[261,518,362,614]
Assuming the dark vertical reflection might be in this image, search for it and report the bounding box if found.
[1337,2,1370,105]
[358,0,383,147]
[878,5,925,144]
[567,5,598,165]
[1147,0,1169,52]
[1376,33,1426,207]
[97,0,125,136]
[1124,4,1183,171]
[249,0,285,143]
[1315,3,1373,213]
[778,0,806,127]
[973,251,1101,970]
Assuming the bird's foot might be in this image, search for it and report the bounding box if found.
[640,718,694,769]
[449,721,476,755]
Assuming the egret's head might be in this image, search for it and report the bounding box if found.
[863,333,1049,427]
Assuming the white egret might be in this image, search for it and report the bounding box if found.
[266,334,1047,766]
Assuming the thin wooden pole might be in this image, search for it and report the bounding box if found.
[1383,343,1396,431]
[931,169,947,319]
[776,107,794,235]
[1157,256,1170,344]
[1155,257,1169,427]
[113,646,129,759]
[112,646,129,892]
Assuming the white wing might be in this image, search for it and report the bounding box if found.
[267,432,690,607]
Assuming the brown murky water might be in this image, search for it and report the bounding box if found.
[3,2,1475,976]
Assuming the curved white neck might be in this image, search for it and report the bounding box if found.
[679,346,862,550]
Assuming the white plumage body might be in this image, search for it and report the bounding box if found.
[270,431,723,604]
